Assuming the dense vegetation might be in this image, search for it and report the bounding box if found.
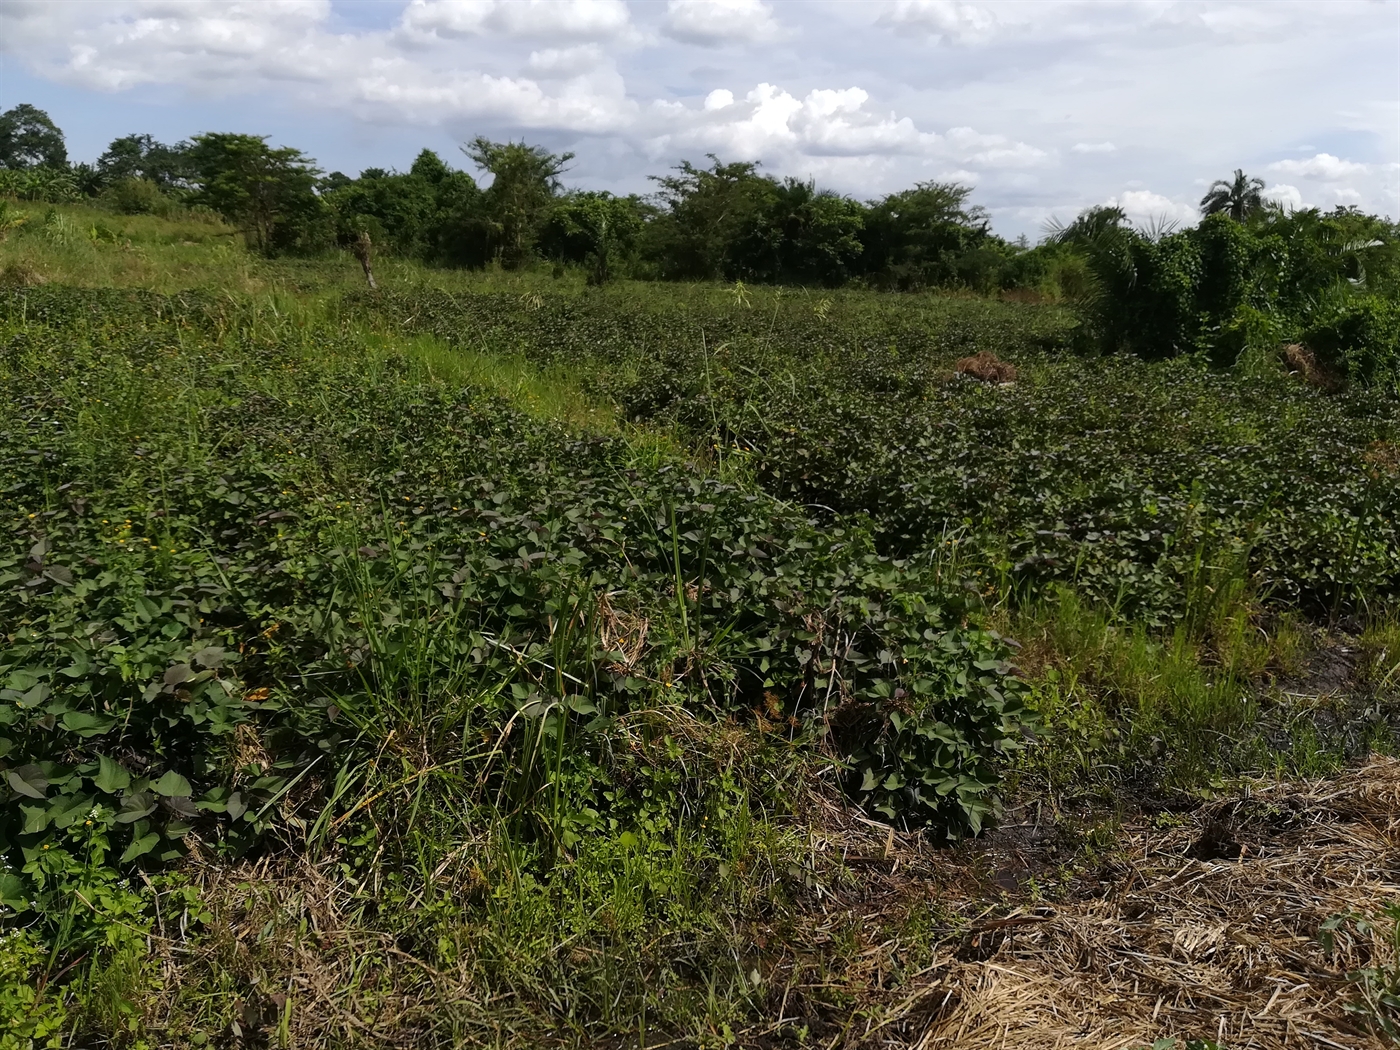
[0,106,1398,1046]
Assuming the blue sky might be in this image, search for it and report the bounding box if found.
[2,0,1396,238]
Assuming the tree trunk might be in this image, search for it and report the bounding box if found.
[352,231,378,291]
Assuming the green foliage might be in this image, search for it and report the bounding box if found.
[1199,168,1265,221]
[645,156,779,281]
[1305,295,1400,387]
[861,181,997,291]
[464,137,574,269]
[186,133,327,255]
[94,134,190,192]
[99,178,180,218]
[322,150,483,264]
[1066,203,1400,380]
[0,106,67,172]
[352,287,1400,623]
[0,287,1029,921]
[0,930,66,1050]
[537,191,651,284]
[0,168,80,205]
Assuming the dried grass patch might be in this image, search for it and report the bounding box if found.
[793,758,1400,1049]
[954,351,1018,384]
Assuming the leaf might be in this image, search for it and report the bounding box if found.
[117,792,157,822]
[20,803,50,834]
[94,756,132,794]
[119,831,161,865]
[50,793,92,828]
[153,771,193,798]
[225,791,247,821]
[61,710,118,738]
[6,765,48,799]
[0,738,11,759]
[16,683,50,709]
[43,564,74,586]
[164,795,199,819]
[193,647,227,669]
[163,663,194,690]
[0,873,28,910]
[566,695,597,715]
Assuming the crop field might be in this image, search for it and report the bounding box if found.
[1,208,1399,1049]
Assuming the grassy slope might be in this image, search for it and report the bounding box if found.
[1,205,1398,1048]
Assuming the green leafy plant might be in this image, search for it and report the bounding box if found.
[1321,901,1400,1039]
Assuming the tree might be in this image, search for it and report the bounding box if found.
[861,181,992,290]
[463,137,574,268]
[537,191,652,283]
[321,149,483,264]
[96,134,190,189]
[0,104,67,170]
[186,133,326,254]
[1047,205,1131,247]
[1200,169,1264,222]
[643,156,778,281]
[762,179,866,286]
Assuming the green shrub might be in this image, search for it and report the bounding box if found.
[99,177,176,217]
[0,930,65,1049]
[1306,296,1400,386]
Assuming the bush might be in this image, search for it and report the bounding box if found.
[1305,296,1400,387]
[99,177,177,217]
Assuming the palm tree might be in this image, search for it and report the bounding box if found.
[1199,169,1265,221]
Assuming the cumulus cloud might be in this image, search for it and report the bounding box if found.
[879,1,999,44]
[1267,152,1370,180]
[644,81,1045,172]
[663,0,782,46]
[527,45,606,79]
[1263,183,1304,211]
[1,0,1394,235]
[944,126,1047,167]
[1105,189,1199,228]
[400,0,634,42]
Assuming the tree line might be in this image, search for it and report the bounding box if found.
[0,101,1095,292]
[2,101,1397,380]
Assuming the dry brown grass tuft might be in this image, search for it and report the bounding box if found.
[0,260,47,287]
[1281,343,1343,393]
[955,351,1018,384]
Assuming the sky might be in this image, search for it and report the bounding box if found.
[1,0,1397,239]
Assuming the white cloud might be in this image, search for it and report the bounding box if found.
[643,82,1048,190]
[879,1,998,44]
[1,0,1394,236]
[1267,152,1369,180]
[1263,183,1304,211]
[527,45,606,78]
[944,127,1048,168]
[400,0,633,41]
[1105,189,1199,228]
[663,0,782,46]
[703,88,735,111]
